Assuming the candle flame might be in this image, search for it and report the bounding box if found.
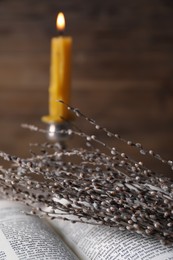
[56,12,65,32]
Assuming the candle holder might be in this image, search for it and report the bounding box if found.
[47,122,70,142]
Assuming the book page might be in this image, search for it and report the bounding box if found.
[0,200,79,260]
[52,219,173,260]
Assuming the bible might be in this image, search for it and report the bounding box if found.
[0,200,173,260]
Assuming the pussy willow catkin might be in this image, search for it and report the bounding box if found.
[0,102,173,245]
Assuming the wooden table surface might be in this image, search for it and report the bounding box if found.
[0,0,173,177]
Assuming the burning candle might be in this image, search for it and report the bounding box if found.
[42,12,73,124]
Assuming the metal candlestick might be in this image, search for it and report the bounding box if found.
[47,122,70,148]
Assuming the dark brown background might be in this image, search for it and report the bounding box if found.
[0,0,173,176]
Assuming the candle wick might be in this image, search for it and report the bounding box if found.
[59,30,64,36]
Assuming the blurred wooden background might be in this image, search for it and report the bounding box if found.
[0,0,173,176]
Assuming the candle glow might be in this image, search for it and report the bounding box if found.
[56,12,65,32]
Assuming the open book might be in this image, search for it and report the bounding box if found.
[1,200,173,260]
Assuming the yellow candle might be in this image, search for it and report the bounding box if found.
[42,12,73,124]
